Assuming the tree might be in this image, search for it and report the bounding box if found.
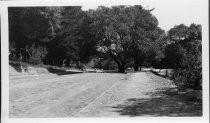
[131,27,165,71]
[146,28,167,68]
[89,6,134,73]
[9,7,98,67]
[164,43,186,68]
[9,7,57,63]
[168,24,189,43]
[164,24,202,69]
[165,24,202,90]
[26,43,48,64]
[128,6,160,71]
[90,5,163,72]
[46,6,97,66]
[77,11,98,63]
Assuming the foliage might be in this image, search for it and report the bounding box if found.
[89,6,133,72]
[8,6,202,87]
[45,6,84,65]
[45,7,97,65]
[9,7,59,64]
[164,43,186,68]
[89,5,163,72]
[9,7,97,66]
[166,24,202,90]
[26,43,48,64]
[172,69,202,90]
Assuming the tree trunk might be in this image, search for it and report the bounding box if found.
[139,64,142,71]
[134,59,139,71]
[134,65,139,71]
[118,65,125,73]
[116,62,125,73]
[110,53,126,73]
[134,62,139,71]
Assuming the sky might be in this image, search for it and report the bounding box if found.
[81,0,206,31]
[0,0,206,31]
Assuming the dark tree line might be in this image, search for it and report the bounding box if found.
[9,6,202,89]
[9,7,97,66]
[9,6,164,72]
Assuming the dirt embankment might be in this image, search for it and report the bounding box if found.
[9,61,84,76]
[10,62,51,76]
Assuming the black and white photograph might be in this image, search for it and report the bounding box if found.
[1,0,209,122]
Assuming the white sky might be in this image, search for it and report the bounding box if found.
[0,0,206,31]
[81,0,206,31]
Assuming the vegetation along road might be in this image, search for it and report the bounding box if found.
[9,71,202,117]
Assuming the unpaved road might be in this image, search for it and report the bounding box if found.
[9,71,202,117]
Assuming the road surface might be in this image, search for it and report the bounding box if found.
[9,71,202,117]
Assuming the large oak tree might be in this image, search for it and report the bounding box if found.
[89,5,163,72]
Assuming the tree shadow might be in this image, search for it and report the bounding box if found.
[111,88,202,117]
[102,70,149,74]
[46,67,83,75]
[102,70,130,74]
[102,70,119,73]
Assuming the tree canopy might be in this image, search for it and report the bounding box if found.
[88,5,164,72]
[9,6,202,88]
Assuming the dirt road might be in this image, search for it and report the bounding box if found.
[9,71,202,117]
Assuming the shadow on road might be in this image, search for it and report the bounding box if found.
[47,67,83,75]
[150,70,167,78]
[111,88,202,117]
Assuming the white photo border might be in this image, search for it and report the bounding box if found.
[1,0,209,123]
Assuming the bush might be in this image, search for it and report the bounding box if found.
[164,43,186,69]
[166,24,202,90]
[172,69,202,90]
[26,43,48,64]
[28,57,42,65]
[76,62,85,70]
[101,59,118,70]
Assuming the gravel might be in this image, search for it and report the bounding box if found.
[9,71,201,117]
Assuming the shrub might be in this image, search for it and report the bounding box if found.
[76,62,85,70]
[166,24,202,90]
[26,43,48,64]
[28,57,42,65]
[172,68,202,90]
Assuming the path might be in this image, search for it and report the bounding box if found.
[9,71,202,117]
